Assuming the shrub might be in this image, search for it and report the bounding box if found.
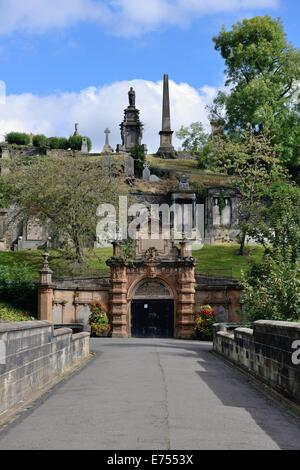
[0,264,37,314]
[48,137,69,150]
[88,302,111,337]
[195,305,215,340]
[130,145,145,177]
[6,132,31,146]
[68,135,92,152]
[33,134,48,149]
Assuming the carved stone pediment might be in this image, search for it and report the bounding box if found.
[133,281,172,299]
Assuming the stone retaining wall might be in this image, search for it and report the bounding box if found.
[214,321,300,405]
[0,321,90,416]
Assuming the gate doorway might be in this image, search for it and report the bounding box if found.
[131,280,174,338]
[131,300,174,338]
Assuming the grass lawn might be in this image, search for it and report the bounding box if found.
[0,244,263,281]
[194,244,264,279]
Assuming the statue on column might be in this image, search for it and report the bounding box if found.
[128,87,136,107]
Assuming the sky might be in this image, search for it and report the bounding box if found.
[0,0,299,152]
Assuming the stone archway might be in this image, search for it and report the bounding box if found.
[131,280,175,338]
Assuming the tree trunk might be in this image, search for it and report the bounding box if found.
[73,234,85,264]
[238,230,247,256]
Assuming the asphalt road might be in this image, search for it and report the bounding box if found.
[0,339,300,450]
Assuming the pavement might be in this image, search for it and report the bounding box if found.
[0,339,300,450]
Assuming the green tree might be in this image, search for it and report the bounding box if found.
[3,156,125,264]
[212,16,300,174]
[242,252,300,322]
[176,122,208,155]
[215,130,285,256]
[248,180,300,263]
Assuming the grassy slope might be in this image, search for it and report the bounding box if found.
[146,155,232,188]
[0,245,263,281]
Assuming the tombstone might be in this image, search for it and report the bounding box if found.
[29,133,34,146]
[143,163,151,182]
[149,175,160,183]
[102,128,114,154]
[179,174,190,191]
[81,137,89,153]
[221,198,232,227]
[125,155,135,178]
[212,198,221,226]
[103,154,112,176]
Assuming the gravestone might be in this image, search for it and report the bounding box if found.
[102,128,114,154]
[81,137,88,153]
[125,155,135,178]
[149,174,160,183]
[103,154,112,176]
[143,163,151,182]
[179,174,190,191]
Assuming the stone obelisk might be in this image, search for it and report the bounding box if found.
[157,74,175,159]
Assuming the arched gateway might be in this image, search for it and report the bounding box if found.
[131,280,174,338]
[107,238,196,339]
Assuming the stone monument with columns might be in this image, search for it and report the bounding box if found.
[116,87,147,154]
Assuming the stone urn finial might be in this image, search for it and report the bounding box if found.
[39,252,53,285]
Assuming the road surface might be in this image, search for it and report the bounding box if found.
[0,339,300,450]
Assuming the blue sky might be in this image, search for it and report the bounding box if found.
[0,0,299,152]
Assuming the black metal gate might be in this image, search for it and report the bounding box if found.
[131,300,174,338]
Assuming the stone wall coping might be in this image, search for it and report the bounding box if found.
[217,330,234,339]
[255,320,300,331]
[53,328,73,337]
[235,328,254,336]
[0,321,53,333]
[72,332,90,341]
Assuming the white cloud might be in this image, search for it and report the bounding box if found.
[0,79,216,152]
[0,0,279,37]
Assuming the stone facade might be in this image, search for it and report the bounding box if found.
[213,321,300,406]
[37,245,242,338]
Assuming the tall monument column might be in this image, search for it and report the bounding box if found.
[157,74,176,159]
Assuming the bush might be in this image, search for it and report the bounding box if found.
[33,134,48,149]
[88,302,111,337]
[130,145,145,177]
[0,264,37,314]
[48,137,69,150]
[195,305,215,340]
[6,132,31,146]
[68,135,92,152]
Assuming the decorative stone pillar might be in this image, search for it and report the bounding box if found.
[38,253,54,322]
[176,261,196,339]
[110,263,128,338]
